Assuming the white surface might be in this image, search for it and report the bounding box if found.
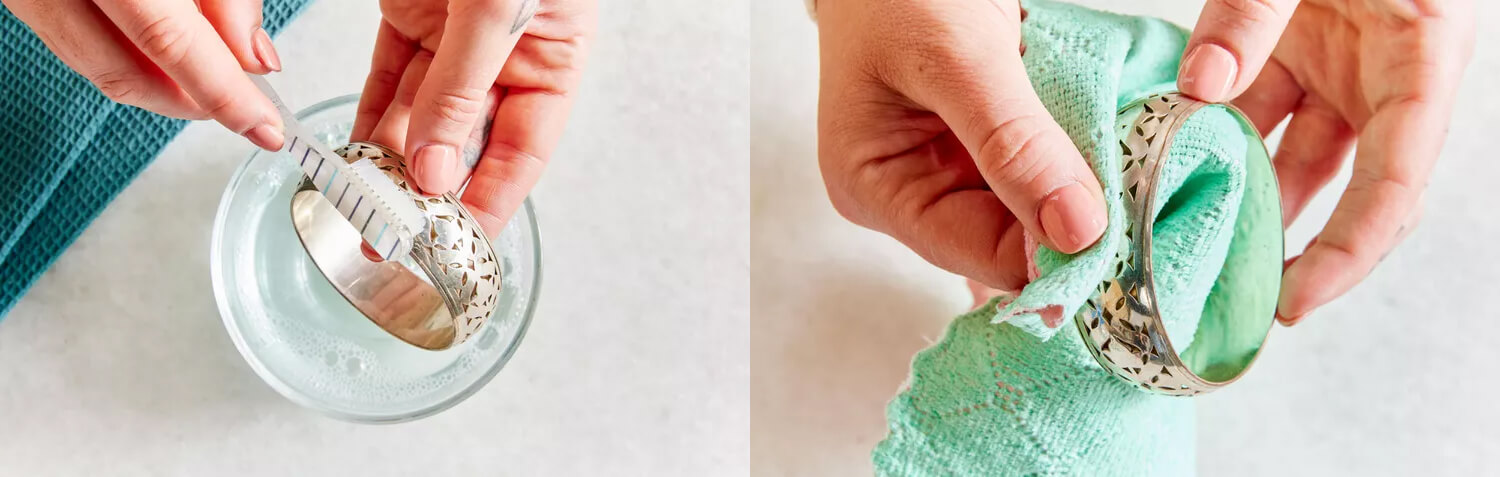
[0,0,748,475]
[752,1,1500,475]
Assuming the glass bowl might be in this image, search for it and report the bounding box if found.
[210,94,541,423]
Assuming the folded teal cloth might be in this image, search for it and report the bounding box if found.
[0,1,311,317]
[875,1,1266,474]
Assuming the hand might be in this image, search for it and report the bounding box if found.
[350,0,594,237]
[1178,0,1475,325]
[4,0,287,150]
[815,0,1106,291]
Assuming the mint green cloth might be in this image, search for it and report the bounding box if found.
[994,1,1246,341]
[875,1,1265,474]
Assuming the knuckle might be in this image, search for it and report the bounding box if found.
[1311,236,1366,267]
[1334,175,1427,264]
[820,173,878,229]
[1351,166,1425,201]
[365,70,404,95]
[485,140,549,169]
[515,38,585,93]
[425,89,487,128]
[536,39,582,71]
[197,92,243,122]
[815,143,869,227]
[976,114,1053,187]
[136,16,194,68]
[90,70,145,104]
[824,185,865,226]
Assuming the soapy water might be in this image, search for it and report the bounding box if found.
[213,105,538,420]
[234,152,527,409]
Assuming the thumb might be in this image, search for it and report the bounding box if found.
[1178,0,1300,102]
[909,52,1105,254]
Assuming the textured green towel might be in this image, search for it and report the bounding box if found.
[875,1,1265,474]
[0,1,311,317]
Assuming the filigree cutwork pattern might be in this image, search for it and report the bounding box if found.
[1075,94,1209,396]
[337,143,502,344]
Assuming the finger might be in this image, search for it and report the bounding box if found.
[903,38,1105,254]
[1229,58,1301,137]
[824,127,1030,287]
[1179,0,1301,102]
[892,190,1031,291]
[1272,98,1354,225]
[460,88,570,237]
[1277,98,1449,321]
[406,0,534,195]
[491,19,589,91]
[351,21,420,142]
[9,0,204,118]
[96,0,284,150]
[1277,195,1422,327]
[457,87,504,176]
[366,56,501,172]
[366,52,433,153]
[198,0,278,74]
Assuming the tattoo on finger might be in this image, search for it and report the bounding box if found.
[462,115,493,171]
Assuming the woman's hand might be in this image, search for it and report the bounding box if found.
[815,0,1106,291]
[350,0,594,236]
[4,0,287,150]
[1178,0,1475,325]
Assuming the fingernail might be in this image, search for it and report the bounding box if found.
[251,28,282,72]
[1037,182,1105,253]
[1277,312,1306,326]
[1179,44,1237,102]
[359,242,385,262]
[244,124,284,151]
[413,145,458,194]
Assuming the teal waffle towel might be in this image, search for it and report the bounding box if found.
[0,1,311,317]
[874,1,1269,474]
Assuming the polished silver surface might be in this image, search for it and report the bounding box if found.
[1074,92,1279,396]
[291,142,501,350]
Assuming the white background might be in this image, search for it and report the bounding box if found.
[0,0,748,475]
[752,1,1500,475]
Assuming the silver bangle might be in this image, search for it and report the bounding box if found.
[290,142,501,350]
[1075,92,1283,396]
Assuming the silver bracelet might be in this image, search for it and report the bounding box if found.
[1075,92,1283,396]
[291,142,502,350]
